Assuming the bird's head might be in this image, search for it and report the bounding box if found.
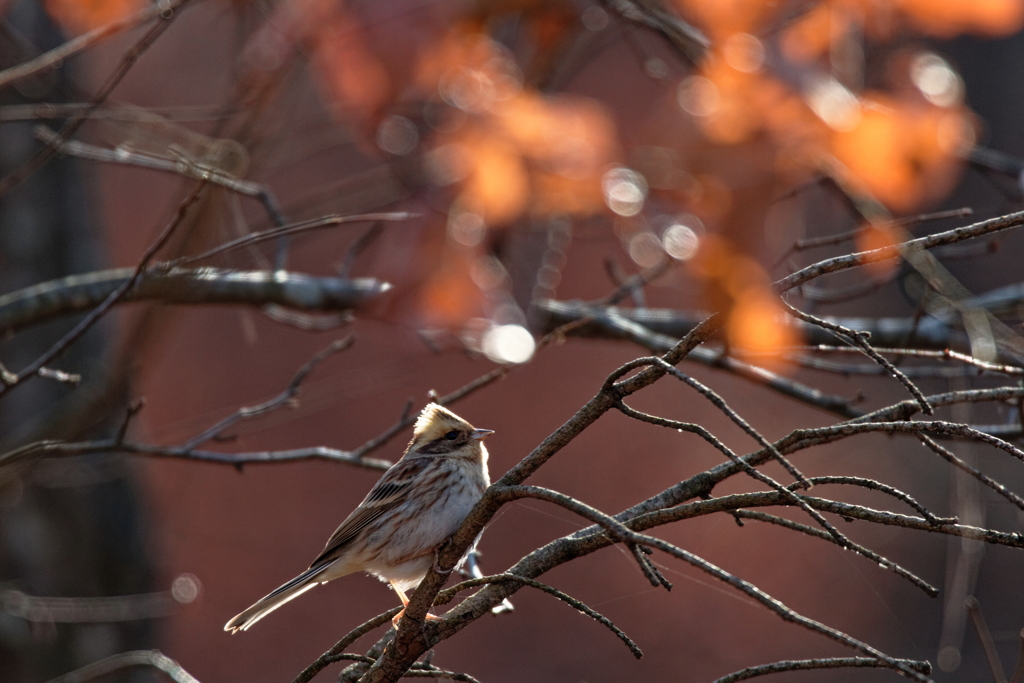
[405,403,493,461]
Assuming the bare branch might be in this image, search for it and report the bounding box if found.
[0,181,207,397]
[0,0,191,91]
[182,337,353,450]
[1,574,198,623]
[916,434,1024,512]
[788,476,954,526]
[434,573,643,659]
[732,510,938,596]
[712,657,932,683]
[170,213,413,268]
[613,401,850,546]
[966,597,1009,683]
[609,356,809,484]
[41,650,200,683]
[36,125,290,228]
[0,0,188,194]
[0,267,391,335]
[781,302,933,415]
[776,209,1024,292]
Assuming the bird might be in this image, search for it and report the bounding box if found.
[224,403,492,633]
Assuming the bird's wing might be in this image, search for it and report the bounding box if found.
[308,457,431,570]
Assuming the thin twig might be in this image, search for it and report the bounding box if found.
[917,435,1024,512]
[966,596,1008,683]
[1009,629,1024,683]
[36,125,289,228]
[0,181,207,398]
[497,484,672,592]
[630,492,1024,549]
[732,510,937,596]
[293,612,401,683]
[782,302,933,415]
[0,1,187,194]
[788,476,953,526]
[0,0,190,91]
[339,224,385,277]
[613,401,849,546]
[799,346,1024,375]
[167,213,413,268]
[182,338,352,449]
[433,573,642,658]
[712,657,932,683]
[781,207,973,255]
[776,209,1024,292]
[609,356,809,484]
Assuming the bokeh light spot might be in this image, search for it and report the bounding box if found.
[722,33,765,73]
[376,115,419,155]
[482,324,535,364]
[628,231,664,268]
[677,76,721,117]
[663,224,700,260]
[602,167,647,216]
[910,53,964,107]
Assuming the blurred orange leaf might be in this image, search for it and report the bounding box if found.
[418,243,487,327]
[829,95,969,211]
[728,286,800,363]
[45,0,142,35]
[856,222,902,279]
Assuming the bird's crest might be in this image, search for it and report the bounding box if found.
[412,403,474,443]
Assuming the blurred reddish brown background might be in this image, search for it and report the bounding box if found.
[3,0,1024,682]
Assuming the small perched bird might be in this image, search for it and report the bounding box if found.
[224,403,492,633]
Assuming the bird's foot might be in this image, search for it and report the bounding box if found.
[392,608,444,629]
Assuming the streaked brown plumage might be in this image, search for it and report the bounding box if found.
[224,403,491,633]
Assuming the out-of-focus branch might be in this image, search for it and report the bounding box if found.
[535,298,983,353]
[1,574,199,623]
[0,182,207,397]
[42,650,200,683]
[601,0,709,65]
[535,301,864,417]
[776,209,1024,292]
[36,124,289,228]
[0,0,192,91]
[0,267,391,335]
[0,0,188,194]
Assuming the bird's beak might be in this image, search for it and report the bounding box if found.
[470,428,494,441]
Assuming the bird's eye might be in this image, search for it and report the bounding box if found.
[445,430,459,440]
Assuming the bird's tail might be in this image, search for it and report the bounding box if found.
[224,565,327,633]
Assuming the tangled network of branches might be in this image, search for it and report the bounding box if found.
[3,0,1024,682]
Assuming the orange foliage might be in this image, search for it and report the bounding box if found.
[856,222,902,279]
[690,235,800,361]
[310,14,391,123]
[417,242,487,328]
[673,0,777,37]
[896,0,1024,37]
[728,287,799,363]
[682,30,972,215]
[829,95,971,211]
[779,0,1024,56]
[45,0,143,35]
[420,27,617,225]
